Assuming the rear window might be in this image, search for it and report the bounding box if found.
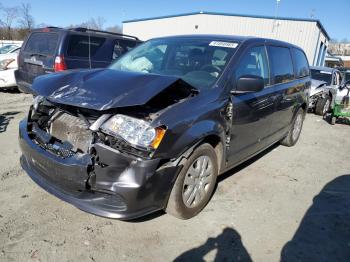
[292,48,310,78]
[112,40,137,60]
[24,32,58,56]
[67,35,106,58]
[268,46,294,84]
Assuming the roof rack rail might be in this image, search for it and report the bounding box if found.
[71,27,139,41]
[45,26,63,29]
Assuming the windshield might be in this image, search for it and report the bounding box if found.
[310,69,332,85]
[0,45,18,54]
[109,38,239,90]
[345,72,350,82]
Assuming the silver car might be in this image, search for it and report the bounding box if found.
[309,66,343,115]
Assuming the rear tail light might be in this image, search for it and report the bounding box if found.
[54,55,67,72]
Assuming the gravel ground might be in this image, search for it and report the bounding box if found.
[0,90,349,262]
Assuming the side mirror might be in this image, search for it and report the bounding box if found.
[231,75,264,94]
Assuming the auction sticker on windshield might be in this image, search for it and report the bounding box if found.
[209,41,238,48]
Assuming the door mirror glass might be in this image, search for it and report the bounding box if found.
[235,75,264,93]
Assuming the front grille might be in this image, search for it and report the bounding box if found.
[50,113,93,153]
[46,142,76,158]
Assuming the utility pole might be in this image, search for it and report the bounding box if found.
[272,0,281,34]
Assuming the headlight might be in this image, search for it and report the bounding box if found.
[0,58,15,70]
[32,95,44,111]
[100,114,166,149]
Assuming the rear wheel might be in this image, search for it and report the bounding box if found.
[280,108,305,147]
[331,116,337,125]
[166,143,218,219]
[315,95,331,116]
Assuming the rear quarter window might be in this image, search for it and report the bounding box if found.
[292,48,310,78]
[268,46,294,84]
[66,35,106,58]
[24,32,59,56]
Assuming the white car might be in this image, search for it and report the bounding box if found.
[0,45,21,90]
[309,66,342,115]
[0,44,21,55]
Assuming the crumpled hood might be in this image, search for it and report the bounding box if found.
[31,69,194,110]
[310,79,327,96]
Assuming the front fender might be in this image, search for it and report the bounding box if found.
[157,119,226,160]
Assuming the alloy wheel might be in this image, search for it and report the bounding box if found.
[292,113,303,141]
[182,155,214,208]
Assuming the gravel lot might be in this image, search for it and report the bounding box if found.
[0,90,349,262]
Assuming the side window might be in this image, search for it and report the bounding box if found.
[236,46,270,86]
[292,48,310,78]
[268,46,294,84]
[66,35,106,58]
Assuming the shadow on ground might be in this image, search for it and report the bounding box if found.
[0,111,20,133]
[281,175,350,261]
[218,142,280,183]
[174,227,252,262]
[0,88,20,94]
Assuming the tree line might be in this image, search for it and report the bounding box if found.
[0,3,122,41]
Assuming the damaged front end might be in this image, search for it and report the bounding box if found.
[19,80,195,219]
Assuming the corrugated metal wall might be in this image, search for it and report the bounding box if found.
[123,14,328,65]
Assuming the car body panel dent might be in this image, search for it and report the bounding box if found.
[31,69,196,110]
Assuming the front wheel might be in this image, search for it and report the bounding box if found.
[315,95,331,116]
[280,108,305,147]
[166,143,218,219]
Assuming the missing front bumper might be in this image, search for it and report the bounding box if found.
[19,119,180,219]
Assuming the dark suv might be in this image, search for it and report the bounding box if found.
[19,35,310,220]
[15,27,140,93]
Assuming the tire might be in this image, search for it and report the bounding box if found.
[315,95,331,116]
[166,143,218,219]
[280,108,305,147]
[331,116,336,125]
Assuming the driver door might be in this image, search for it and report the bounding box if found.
[227,45,276,166]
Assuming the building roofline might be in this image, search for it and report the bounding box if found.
[122,11,330,40]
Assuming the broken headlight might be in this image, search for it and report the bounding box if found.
[32,95,44,111]
[100,114,166,149]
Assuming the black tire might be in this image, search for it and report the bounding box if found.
[280,108,305,147]
[166,143,218,219]
[315,95,331,116]
[331,116,336,125]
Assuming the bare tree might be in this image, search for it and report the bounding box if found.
[0,5,19,39]
[80,17,106,30]
[18,3,34,30]
[105,25,122,33]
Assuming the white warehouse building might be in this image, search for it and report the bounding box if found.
[123,11,330,66]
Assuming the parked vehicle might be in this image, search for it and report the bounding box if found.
[339,67,350,83]
[0,52,19,90]
[19,35,310,220]
[15,27,141,94]
[309,66,343,115]
[329,80,350,125]
[0,44,21,55]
